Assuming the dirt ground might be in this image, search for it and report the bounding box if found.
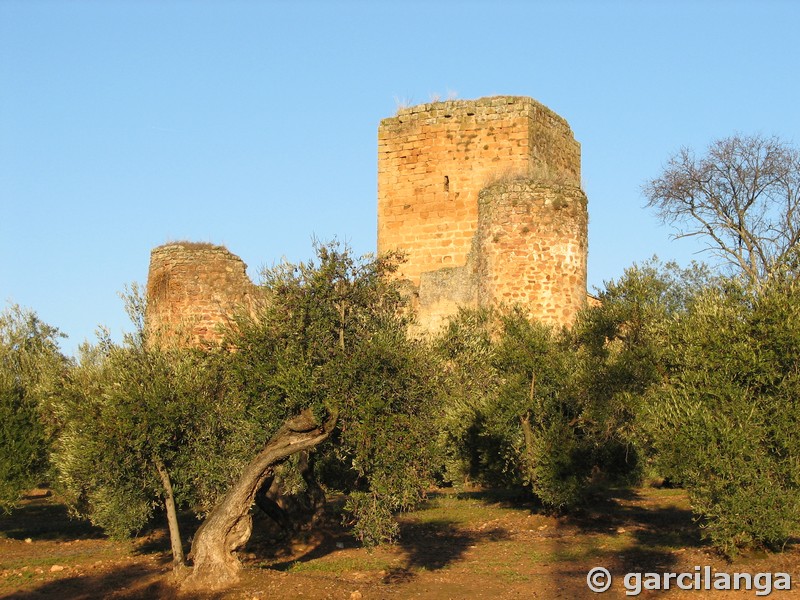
[1,486,798,599]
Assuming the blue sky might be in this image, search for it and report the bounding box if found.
[2,1,799,356]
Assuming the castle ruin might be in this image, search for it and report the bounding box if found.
[378,96,588,331]
[145,242,260,346]
[145,96,588,343]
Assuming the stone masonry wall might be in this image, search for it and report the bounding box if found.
[145,242,261,347]
[377,96,580,288]
[476,180,588,327]
[144,96,589,344]
[378,96,587,332]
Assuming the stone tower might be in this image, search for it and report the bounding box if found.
[145,242,260,347]
[377,96,588,331]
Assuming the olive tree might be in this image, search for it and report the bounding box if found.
[0,304,67,512]
[432,307,503,486]
[569,259,714,482]
[646,275,800,556]
[491,310,584,508]
[644,134,800,284]
[184,242,438,589]
[55,326,210,568]
[434,307,589,509]
[53,244,438,589]
[53,282,243,569]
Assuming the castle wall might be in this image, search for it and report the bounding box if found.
[378,96,587,332]
[144,96,590,345]
[145,242,260,347]
[377,96,580,288]
[476,180,588,327]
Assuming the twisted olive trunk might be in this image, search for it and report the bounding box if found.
[183,409,336,590]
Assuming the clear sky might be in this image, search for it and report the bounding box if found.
[2,0,799,356]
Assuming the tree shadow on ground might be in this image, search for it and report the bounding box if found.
[252,496,509,586]
[443,485,703,598]
[0,495,104,542]
[571,486,701,572]
[382,518,509,584]
[527,485,704,597]
[193,485,708,597]
[242,507,346,570]
[1,563,220,600]
[452,486,540,508]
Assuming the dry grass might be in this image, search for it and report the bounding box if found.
[3,486,799,599]
[156,240,228,251]
[482,163,578,190]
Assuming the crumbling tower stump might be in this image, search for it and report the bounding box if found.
[145,242,259,347]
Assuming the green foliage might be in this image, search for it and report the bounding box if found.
[434,307,590,509]
[224,242,437,545]
[522,416,586,509]
[54,332,208,537]
[433,259,715,510]
[493,309,586,507]
[49,239,800,560]
[569,259,710,482]
[433,307,501,485]
[647,276,800,556]
[344,490,399,546]
[0,305,67,512]
[433,252,799,559]
[52,242,437,549]
[52,282,229,546]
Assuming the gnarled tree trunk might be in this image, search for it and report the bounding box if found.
[254,450,326,533]
[183,408,336,590]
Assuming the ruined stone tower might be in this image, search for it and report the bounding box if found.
[145,242,260,346]
[144,96,589,346]
[377,96,588,331]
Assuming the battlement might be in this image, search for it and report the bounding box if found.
[385,96,580,185]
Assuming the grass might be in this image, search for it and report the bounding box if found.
[284,554,398,574]
[408,493,520,526]
[3,569,38,587]
[647,486,691,500]
[157,240,226,251]
[1,542,127,571]
[2,554,71,571]
[482,163,579,190]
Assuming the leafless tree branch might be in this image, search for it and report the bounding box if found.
[643,134,800,284]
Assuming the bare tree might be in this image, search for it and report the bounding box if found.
[644,134,800,283]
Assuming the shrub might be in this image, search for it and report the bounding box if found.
[648,277,800,556]
[0,305,66,512]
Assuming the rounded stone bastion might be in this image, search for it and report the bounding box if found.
[475,179,588,327]
[144,242,260,347]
